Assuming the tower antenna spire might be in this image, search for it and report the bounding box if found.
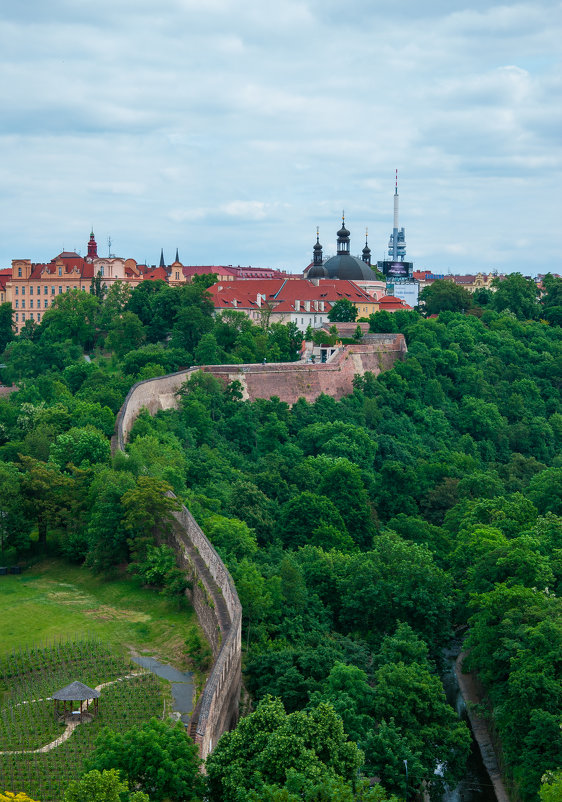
[386,169,407,263]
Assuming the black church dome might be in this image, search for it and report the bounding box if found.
[323,254,377,281]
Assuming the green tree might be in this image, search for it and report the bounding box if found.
[275,492,351,550]
[367,661,471,796]
[49,426,111,470]
[19,456,76,547]
[419,280,472,315]
[0,302,14,354]
[206,514,258,561]
[85,467,137,570]
[105,311,145,358]
[528,468,562,516]
[328,299,358,323]
[87,718,203,801]
[99,280,132,328]
[490,273,541,319]
[540,769,562,802]
[63,768,149,802]
[121,476,181,561]
[0,462,32,554]
[41,290,101,349]
[368,310,397,333]
[89,271,107,300]
[132,542,189,598]
[205,697,363,802]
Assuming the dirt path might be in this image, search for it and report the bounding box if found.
[0,672,142,755]
[455,653,510,802]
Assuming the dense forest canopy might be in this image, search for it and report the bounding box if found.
[1,273,562,801]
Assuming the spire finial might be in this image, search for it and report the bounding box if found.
[395,168,398,195]
[175,247,179,263]
[316,226,320,243]
[159,248,165,268]
[365,227,368,243]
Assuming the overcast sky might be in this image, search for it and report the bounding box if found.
[1,0,561,275]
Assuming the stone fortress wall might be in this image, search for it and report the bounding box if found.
[112,333,406,761]
[114,375,242,763]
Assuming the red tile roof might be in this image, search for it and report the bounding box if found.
[183,266,239,278]
[182,265,289,280]
[378,295,412,310]
[208,278,373,315]
[142,267,169,281]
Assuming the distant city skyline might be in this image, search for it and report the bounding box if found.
[1,1,561,276]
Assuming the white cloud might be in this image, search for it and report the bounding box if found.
[221,201,268,220]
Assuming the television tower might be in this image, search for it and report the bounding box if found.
[388,170,407,262]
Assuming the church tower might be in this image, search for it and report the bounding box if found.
[87,230,98,261]
[313,228,323,267]
[336,214,350,255]
[362,229,371,266]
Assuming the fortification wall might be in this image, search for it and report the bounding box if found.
[112,334,406,760]
[114,373,242,762]
[115,334,406,445]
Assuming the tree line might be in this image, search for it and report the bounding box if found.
[1,273,562,800]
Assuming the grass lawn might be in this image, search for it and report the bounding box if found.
[0,559,199,668]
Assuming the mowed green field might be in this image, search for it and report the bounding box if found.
[0,559,198,666]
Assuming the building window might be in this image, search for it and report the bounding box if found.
[22,313,25,322]
[21,300,25,309]
[175,272,179,280]
[58,286,62,294]
[58,267,62,276]
[18,267,22,277]
[30,313,34,321]
[21,287,25,295]
[44,285,48,294]
[30,300,33,309]
[51,287,55,295]
[44,299,48,308]
[37,313,41,321]
[15,313,19,322]
[15,287,18,295]
[30,286,33,295]
[15,300,18,309]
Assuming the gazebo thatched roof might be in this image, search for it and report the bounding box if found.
[51,681,100,701]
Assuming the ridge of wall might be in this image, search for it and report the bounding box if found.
[111,335,406,761]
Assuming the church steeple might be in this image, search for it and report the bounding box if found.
[159,248,165,269]
[175,247,180,263]
[313,227,323,267]
[336,212,350,255]
[362,228,371,266]
[87,230,98,261]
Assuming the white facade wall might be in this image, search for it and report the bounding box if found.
[387,280,419,307]
[270,311,327,333]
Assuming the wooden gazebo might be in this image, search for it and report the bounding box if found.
[51,681,100,722]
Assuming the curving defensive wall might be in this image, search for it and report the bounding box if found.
[112,334,406,760]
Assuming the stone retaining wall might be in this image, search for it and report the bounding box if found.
[112,336,406,760]
[114,334,406,445]
[114,376,242,762]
